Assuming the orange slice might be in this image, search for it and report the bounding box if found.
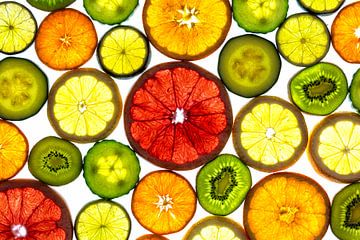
[35,8,97,70]
[0,120,28,181]
[143,0,231,60]
[131,170,196,235]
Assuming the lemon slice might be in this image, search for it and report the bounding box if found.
[233,96,308,172]
[0,2,37,54]
[47,68,122,143]
[309,112,360,182]
[298,0,344,14]
[75,200,130,240]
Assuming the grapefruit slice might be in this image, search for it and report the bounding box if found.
[0,179,73,240]
[124,61,232,170]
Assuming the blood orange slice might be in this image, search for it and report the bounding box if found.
[124,61,232,170]
[0,179,73,240]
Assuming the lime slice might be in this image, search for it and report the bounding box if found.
[75,200,131,240]
[298,0,344,14]
[98,26,149,77]
[276,13,330,66]
[0,2,36,54]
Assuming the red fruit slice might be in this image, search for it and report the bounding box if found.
[124,61,232,170]
[0,179,72,240]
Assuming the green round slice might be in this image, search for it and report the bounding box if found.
[218,34,281,98]
[27,0,75,11]
[98,26,149,77]
[84,0,138,25]
[350,68,360,112]
[75,199,131,240]
[298,0,344,14]
[233,0,288,33]
[84,140,140,199]
[196,154,251,216]
[276,13,330,66]
[0,57,48,120]
[0,2,36,54]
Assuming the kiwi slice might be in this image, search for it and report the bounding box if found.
[331,182,360,240]
[289,62,348,115]
[196,154,251,216]
[350,68,360,112]
[27,0,75,11]
[28,136,82,186]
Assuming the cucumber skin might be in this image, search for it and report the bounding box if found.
[350,69,360,113]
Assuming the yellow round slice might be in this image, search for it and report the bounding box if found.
[309,112,360,182]
[298,0,344,14]
[276,13,330,66]
[233,96,308,172]
[98,26,149,77]
[47,68,122,143]
[0,2,37,54]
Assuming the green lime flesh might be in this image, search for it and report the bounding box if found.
[350,69,360,112]
[0,57,48,120]
[298,0,344,14]
[27,0,75,11]
[196,154,252,216]
[218,34,281,98]
[233,0,289,33]
[84,140,140,199]
[84,0,138,25]
[289,62,348,115]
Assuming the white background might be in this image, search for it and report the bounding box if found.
[3,0,360,239]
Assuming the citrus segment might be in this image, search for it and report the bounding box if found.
[35,8,97,70]
[298,0,344,13]
[233,96,308,172]
[48,69,122,143]
[125,62,232,170]
[131,171,196,235]
[137,234,168,240]
[143,0,231,60]
[0,2,36,54]
[0,120,28,181]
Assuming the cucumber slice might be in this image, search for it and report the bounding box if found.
[84,0,138,25]
[27,0,75,11]
[84,140,140,199]
[0,57,48,120]
[350,68,360,112]
[233,0,289,33]
[218,34,281,98]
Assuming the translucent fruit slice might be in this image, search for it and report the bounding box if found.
[350,68,360,112]
[244,172,330,240]
[27,0,75,11]
[47,68,122,143]
[233,96,308,172]
[183,216,248,240]
[0,2,36,54]
[98,26,149,77]
[131,171,196,235]
[309,112,360,182]
[276,13,330,66]
[0,179,73,240]
[0,120,28,181]
[124,61,233,170]
[143,0,231,60]
[137,234,168,240]
[75,200,131,240]
[298,0,344,14]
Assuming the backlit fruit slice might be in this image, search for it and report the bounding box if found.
[0,2,36,54]
[137,234,168,240]
[332,2,360,63]
[83,140,140,199]
[309,112,360,182]
[0,179,73,240]
[233,96,308,172]
[276,13,330,66]
[27,0,75,11]
[132,171,196,235]
[298,0,344,14]
[350,69,360,112]
[0,120,28,181]
[183,216,248,240]
[35,8,97,70]
[84,0,138,25]
[218,34,281,98]
[196,154,252,216]
[244,172,330,240]
[0,57,48,121]
[143,0,231,60]
[233,0,288,33]
[98,26,149,77]
[124,61,232,170]
[75,200,130,240]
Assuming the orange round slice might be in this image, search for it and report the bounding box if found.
[0,120,28,181]
[35,8,97,70]
[131,170,196,235]
[143,0,231,60]
[137,234,168,240]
